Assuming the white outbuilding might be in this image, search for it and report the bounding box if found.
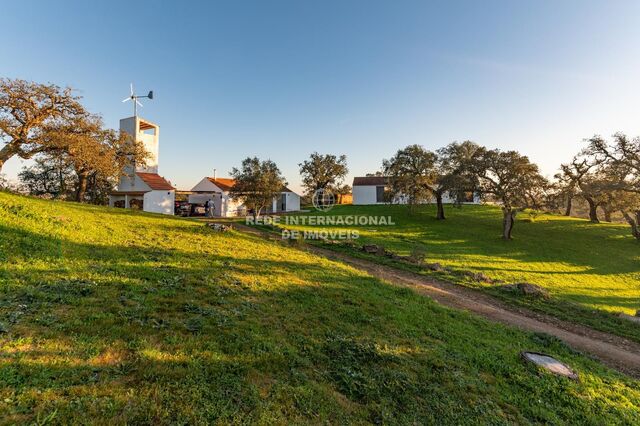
[109,116,175,215]
[189,177,301,217]
[352,176,480,205]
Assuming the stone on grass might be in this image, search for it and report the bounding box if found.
[362,244,385,255]
[502,283,549,299]
[465,271,493,283]
[206,223,232,232]
[426,262,444,272]
[619,313,640,325]
[521,352,578,380]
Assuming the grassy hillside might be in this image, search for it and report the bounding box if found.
[282,204,640,314]
[0,192,639,424]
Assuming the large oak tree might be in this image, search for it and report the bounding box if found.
[585,133,640,239]
[299,152,348,197]
[230,157,287,219]
[473,148,547,239]
[432,141,481,219]
[0,78,85,171]
[383,144,437,211]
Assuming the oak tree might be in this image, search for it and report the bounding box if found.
[230,157,287,219]
[0,78,85,171]
[299,153,348,197]
[473,148,546,239]
[383,144,437,212]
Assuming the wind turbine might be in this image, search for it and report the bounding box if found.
[122,83,154,117]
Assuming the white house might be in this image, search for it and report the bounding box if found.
[189,176,301,217]
[109,117,175,215]
[352,176,480,205]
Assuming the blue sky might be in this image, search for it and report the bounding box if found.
[2,0,640,192]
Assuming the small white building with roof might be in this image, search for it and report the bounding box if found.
[108,116,175,215]
[352,176,479,205]
[189,176,301,217]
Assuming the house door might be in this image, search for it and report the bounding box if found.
[280,193,287,211]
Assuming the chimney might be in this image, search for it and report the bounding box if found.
[213,169,217,180]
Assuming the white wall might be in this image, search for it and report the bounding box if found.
[220,193,244,217]
[191,177,220,192]
[284,192,300,211]
[120,117,159,174]
[353,185,479,205]
[353,186,384,205]
[144,190,175,215]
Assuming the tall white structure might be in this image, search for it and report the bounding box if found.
[109,116,175,215]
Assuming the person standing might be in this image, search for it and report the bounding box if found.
[204,199,211,218]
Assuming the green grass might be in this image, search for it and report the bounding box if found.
[0,192,639,424]
[275,204,640,342]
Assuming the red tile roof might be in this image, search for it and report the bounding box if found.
[204,177,296,194]
[136,172,175,190]
[206,177,236,191]
[353,176,388,186]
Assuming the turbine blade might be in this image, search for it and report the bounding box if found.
[122,97,130,103]
[130,83,134,96]
[136,99,144,107]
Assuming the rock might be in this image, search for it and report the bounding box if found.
[464,271,493,283]
[426,262,444,272]
[619,313,640,324]
[521,352,578,380]
[362,244,385,255]
[502,283,549,299]
[206,223,232,232]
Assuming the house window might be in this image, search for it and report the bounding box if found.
[376,186,385,203]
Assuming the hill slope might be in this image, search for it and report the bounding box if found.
[0,193,639,424]
[285,204,640,315]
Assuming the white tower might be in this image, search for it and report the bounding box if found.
[120,116,160,175]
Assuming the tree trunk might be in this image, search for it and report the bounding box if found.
[75,172,88,202]
[435,192,445,220]
[603,207,612,222]
[564,194,573,216]
[621,210,640,240]
[253,206,263,220]
[0,144,15,173]
[585,197,599,223]
[502,208,516,240]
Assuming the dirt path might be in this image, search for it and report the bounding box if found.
[232,223,640,379]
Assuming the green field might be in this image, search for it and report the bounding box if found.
[275,204,640,343]
[1,192,639,424]
[283,204,640,313]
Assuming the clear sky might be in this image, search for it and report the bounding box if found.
[2,0,640,192]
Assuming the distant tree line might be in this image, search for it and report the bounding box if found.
[3,78,639,242]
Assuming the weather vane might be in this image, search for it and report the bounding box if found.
[122,83,154,117]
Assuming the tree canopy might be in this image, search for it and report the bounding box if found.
[230,157,287,219]
[0,78,85,171]
[383,144,437,210]
[472,148,547,239]
[299,152,348,196]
